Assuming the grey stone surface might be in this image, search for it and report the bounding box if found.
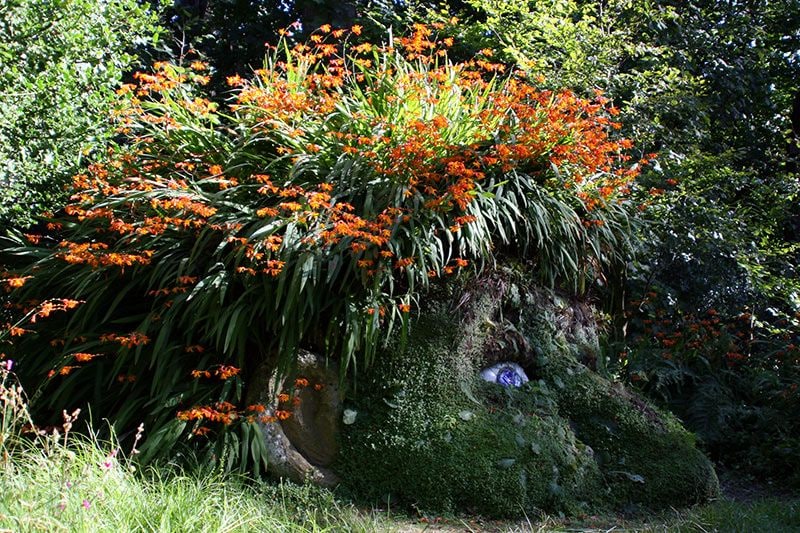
[247,350,341,487]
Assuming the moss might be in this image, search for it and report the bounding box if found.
[540,356,720,508]
[337,276,719,516]
[517,300,720,508]
[337,311,603,517]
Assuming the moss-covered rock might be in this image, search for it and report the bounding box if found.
[337,311,603,517]
[517,297,720,509]
[336,272,719,516]
[541,356,719,508]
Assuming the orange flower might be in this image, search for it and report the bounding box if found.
[110,332,150,348]
[227,75,244,86]
[7,325,30,336]
[215,401,236,412]
[3,276,31,289]
[216,365,240,380]
[275,410,292,421]
[394,257,414,269]
[294,377,309,388]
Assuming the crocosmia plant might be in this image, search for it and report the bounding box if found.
[0,24,648,469]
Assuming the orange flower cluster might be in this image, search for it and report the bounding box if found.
[190,365,241,380]
[4,325,32,337]
[1,299,82,339]
[177,399,295,430]
[29,299,82,323]
[177,401,239,425]
[57,241,153,269]
[176,374,329,432]
[47,366,79,378]
[626,296,800,371]
[0,25,649,460]
[1,276,31,291]
[99,332,150,348]
[34,25,642,319]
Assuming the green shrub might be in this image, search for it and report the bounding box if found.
[0,0,163,228]
[0,27,642,469]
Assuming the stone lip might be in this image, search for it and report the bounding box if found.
[247,350,341,487]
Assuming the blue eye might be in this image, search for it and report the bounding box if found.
[480,362,529,388]
[496,367,523,387]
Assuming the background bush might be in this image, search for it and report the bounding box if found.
[0,0,163,228]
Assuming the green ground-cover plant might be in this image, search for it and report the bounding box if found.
[0,0,164,228]
[0,26,645,470]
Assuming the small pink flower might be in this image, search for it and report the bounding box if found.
[82,499,91,509]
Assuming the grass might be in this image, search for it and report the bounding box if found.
[1,434,798,533]
[672,499,800,532]
[3,433,797,533]
[1,369,796,532]
[0,367,383,533]
[387,498,800,532]
[0,432,386,532]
